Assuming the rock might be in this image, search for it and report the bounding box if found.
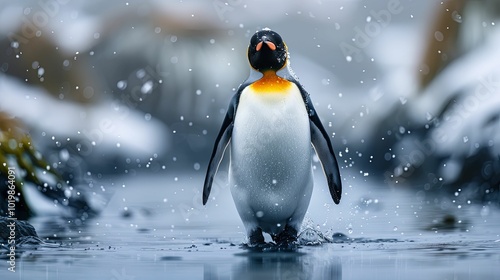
[0,216,38,242]
[331,232,351,243]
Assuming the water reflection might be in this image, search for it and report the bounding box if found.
[204,251,342,280]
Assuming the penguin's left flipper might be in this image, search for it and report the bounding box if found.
[202,93,240,205]
[306,95,342,204]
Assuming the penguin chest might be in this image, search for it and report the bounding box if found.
[230,82,313,216]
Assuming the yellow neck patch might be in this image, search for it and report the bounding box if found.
[249,71,292,93]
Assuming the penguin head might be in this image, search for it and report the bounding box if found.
[248,29,287,72]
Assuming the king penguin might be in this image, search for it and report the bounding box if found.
[203,29,342,246]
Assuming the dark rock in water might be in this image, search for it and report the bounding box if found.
[0,216,39,242]
[160,256,183,261]
[121,208,133,218]
[426,214,468,231]
[331,232,351,243]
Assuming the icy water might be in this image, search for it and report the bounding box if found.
[2,171,499,279]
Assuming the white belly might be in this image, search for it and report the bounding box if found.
[229,84,313,234]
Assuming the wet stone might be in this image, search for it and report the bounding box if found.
[331,232,351,243]
[0,216,39,242]
[160,256,182,261]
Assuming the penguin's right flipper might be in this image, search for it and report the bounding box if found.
[202,93,240,205]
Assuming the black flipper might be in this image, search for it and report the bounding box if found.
[202,90,243,205]
[294,81,342,204]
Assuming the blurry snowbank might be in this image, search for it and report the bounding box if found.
[0,76,170,159]
[357,1,500,204]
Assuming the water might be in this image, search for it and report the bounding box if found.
[2,171,499,279]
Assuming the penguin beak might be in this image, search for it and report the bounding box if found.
[256,40,276,52]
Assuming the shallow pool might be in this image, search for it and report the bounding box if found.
[2,171,499,279]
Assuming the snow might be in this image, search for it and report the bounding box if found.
[0,76,170,157]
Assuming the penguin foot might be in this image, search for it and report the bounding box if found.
[242,226,300,252]
[248,228,265,246]
[272,225,298,245]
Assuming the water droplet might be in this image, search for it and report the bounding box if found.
[117,80,127,90]
[38,67,45,77]
[393,226,398,231]
[434,31,444,42]
[136,69,146,79]
[256,211,264,218]
[59,149,70,161]
[346,56,352,62]
[451,11,462,23]
[141,81,153,94]
[64,189,71,198]
[194,163,200,171]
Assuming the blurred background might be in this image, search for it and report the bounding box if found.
[0,0,499,220]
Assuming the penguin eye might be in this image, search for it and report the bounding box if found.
[270,34,284,48]
[250,33,260,47]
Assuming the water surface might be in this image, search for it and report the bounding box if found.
[2,172,499,279]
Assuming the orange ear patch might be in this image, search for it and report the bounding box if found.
[249,71,292,93]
